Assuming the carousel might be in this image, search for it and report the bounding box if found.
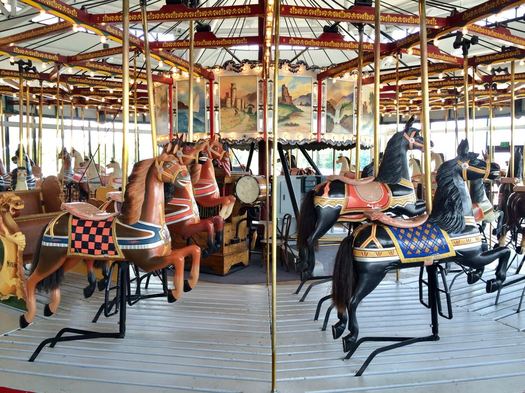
[1,0,525,392]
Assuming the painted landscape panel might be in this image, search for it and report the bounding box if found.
[278,76,312,134]
[360,84,374,137]
[326,79,354,134]
[177,80,206,133]
[219,76,258,135]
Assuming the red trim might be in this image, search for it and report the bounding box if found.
[209,80,214,138]
[0,387,33,393]
[317,81,322,142]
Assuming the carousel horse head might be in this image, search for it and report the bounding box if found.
[455,139,500,182]
[207,136,231,176]
[156,142,187,182]
[401,115,425,152]
[57,147,70,161]
[0,193,24,217]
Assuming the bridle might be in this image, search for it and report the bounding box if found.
[403,129,424,150]
[155,157,184,182]
[458,158,490,181]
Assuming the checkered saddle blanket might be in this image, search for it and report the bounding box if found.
[69,217,121,258]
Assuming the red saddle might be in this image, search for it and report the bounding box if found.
[343,182,391,212]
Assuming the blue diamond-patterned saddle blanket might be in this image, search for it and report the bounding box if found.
[384,222,455,263]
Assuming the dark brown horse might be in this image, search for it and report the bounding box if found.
[20,142,201,328]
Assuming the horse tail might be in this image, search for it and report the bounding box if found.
[31,226,64,292]
[332,235,355,313]
[297,190,317,250]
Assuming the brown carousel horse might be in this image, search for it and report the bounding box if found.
[298,117,427,279]
[331,140,510,371]
[20,142,201,328]
[175,135,236,219]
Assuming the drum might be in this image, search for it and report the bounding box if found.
[234,175,268,205]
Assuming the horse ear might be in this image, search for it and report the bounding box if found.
[403,115,415,132]
[457,139,469,157]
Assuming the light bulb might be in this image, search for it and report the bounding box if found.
[72,24,79,33]
[100,35,107,44]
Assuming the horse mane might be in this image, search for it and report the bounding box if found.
[376,131,406,184]
[120,158,154,225]
[428,159,465,232]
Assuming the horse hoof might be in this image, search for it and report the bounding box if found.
[44,304,54,317]
[97,279,107,292]
[342,334,356,353]
[301,271,312,281]
[83,283,96,299]
[332,322,345,340]
[467,270,483,285]
[167,291,177,303]
[19,315,30,329]
[486,279,501,293]
[184,280,193,293]
[517,247,523,255]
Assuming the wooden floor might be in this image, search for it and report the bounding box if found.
[1,261,525,392]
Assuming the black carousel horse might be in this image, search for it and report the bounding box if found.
[494,146,522,243]
[298,117,426,281]
[330,139,510,374]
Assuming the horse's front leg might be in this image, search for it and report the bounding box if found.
[456,247,511,293]
[84,259,97,298]
[211,215,224,250]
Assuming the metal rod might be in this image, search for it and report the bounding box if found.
[355,24,364,179]
[419,0,432,212]
[38,83,43,165]
[489,85,493,163]
[188,20,195,141]
[0,95,4,166]
[134,51,139,162]
[209,80,215,138]
[511,60,516,179]
[169,81,174,140]
[122,0,130,192]
[395,54,400,130]
[471,66,476,148]
[463,56,469,141]
[373,0,381,177]
[18,75,23,166]
[271,1,281,390]
[317,81,322,142]
[25,79,30,161]
[140,0,158,157]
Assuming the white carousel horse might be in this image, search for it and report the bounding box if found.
[336,155,356,178]
[106,160,122,189]
[71,148,84,172]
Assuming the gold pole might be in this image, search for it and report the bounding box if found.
[70,104,74,152]
[419,0,432,212]
[134,51,139,162]
[355,24,364,179]
[25,81,31,160]
[140,1,158,157]
[56,73,61,172]
[395,54,400,130]
[18,75,24,166]
[271,2,281,391]
[489,85,493,163]
[510,60,516,179]
[373,0,381,176]
[121,0,130,192]
[0,94,4,165]
[38,83,43,165]
[188,20,195,141]
[463,56,469,141]
[96,110,101,167]
[471,66,476,148]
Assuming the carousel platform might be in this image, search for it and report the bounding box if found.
[1,267,525,392]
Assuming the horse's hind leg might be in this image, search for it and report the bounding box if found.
[456,248,511,293]
[342,261,389,354]
[84,260,97,298]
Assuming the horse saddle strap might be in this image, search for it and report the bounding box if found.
[365,210,428,228]
[326,175,375,185]
[61,202,117,221]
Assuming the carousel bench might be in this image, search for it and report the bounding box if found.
[61,202,117,221]
[10,176,63,261]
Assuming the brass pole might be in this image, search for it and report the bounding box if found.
[0,95,4,165]
[38,83,43,165]
[373,0,381,176]
[18,75,24,166]
[419,0,432,212]
[140,0,158,157]
[471,66,476,148]
[25,81,30,160]
[96,110,101,167]
[355,24,364,179]
[121,0,130,192]
[510,60,516,179]
[271,1,281,391]
[56,73,61,172]
[463,56,469,141]
[134,51,139,162]
[395,54,400,130]
[188,20,195,141]
[489,85,493,163]
[70,104,74,152]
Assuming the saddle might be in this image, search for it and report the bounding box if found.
[326,175,375,186]
[513,185,525,193]
[61,202,117,221]
[364,210,428,228]
[500,177,518,185]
